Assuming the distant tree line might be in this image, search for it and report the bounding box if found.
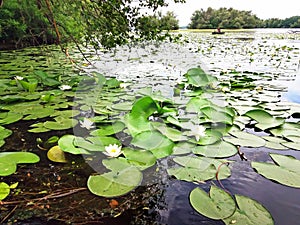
[137,11,179,39]
[188,7,300,29]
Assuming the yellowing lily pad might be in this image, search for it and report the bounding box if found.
[47,146,67,163]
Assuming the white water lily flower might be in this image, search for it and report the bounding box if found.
[221,87,230,92]
[14,76,23,80]
[79,118,95,130]
[103,144,122,157]
[59,85,72,90]
[190,125,206,142]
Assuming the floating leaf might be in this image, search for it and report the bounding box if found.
[152,122,187,142]
[223,195,274,225]
[201,106,233,125]
[186,97,211,113]
[87,166,142,197]
[111,101,132,111]
[244,109,284,130]
[251,153,300,188]
[262,136,288,150]
[0,152,40,176]
[172,142,196,155]
[185,68,217,87]
[90,121,125,136]
[168,156,231,181]
[0,182,10,200]
[224,131,266,148]
[44,118,78,130]
[131,131,174,158]
[58,135,90,155]
[123,148,156,170]
[0,112,23,125]
[0,126,12,147]
[47,146,67,163]
[190,186,236,220]
[193,141,237,158]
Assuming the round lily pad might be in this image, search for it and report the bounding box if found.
[47,146,68,163]
[190,186,236,220]
[87,166,142,197]
[223,195,274,225]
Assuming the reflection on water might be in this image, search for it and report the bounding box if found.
[283,72,300,103]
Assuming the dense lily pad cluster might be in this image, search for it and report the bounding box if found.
[55,65,298,224]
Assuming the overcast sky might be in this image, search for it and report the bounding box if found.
[159,0,300,26]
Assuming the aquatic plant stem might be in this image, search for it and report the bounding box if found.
[0,187,87,205]
[0,205,18,224]
[215,162,232,196]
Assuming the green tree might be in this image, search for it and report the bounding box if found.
[160,11,179,30]
[189,7,264,29]
[0,0,185,49]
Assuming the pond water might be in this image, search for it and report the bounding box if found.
[82,29,300,225]
[0,29,300,225]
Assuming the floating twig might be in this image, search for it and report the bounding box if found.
[0,187,87,206]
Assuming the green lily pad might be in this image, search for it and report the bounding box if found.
[172,142,196,155]
[193,141,237,158]
[168,156,231,181]
[87,166,142,197]
[223,195,274,225]
[0,152,40,164]
[224,131,266,148]
[185,68,217,87]
[123,148,156,170]
[131,96,158,118]
[251,153,300,188]
[90,121,125,136]
[58,135,90,155]
[0,112,23,125]
[111,101,133,111]
[262,136,288,150]
[188,129,222,145]
[131,130,174,158]
[201,106,234,125]
[0,182,10,200]
[152,122,187,142]
[190,186,236,220]
[0,126,12,147]
[244,109,284,130]
[186,97,212,113]
[23,107,55,120]
[44,118,78,130]
[0,152,40,176]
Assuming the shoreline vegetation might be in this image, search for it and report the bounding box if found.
[0,0,299,51]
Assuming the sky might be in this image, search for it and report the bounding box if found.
[159,0,300,26]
